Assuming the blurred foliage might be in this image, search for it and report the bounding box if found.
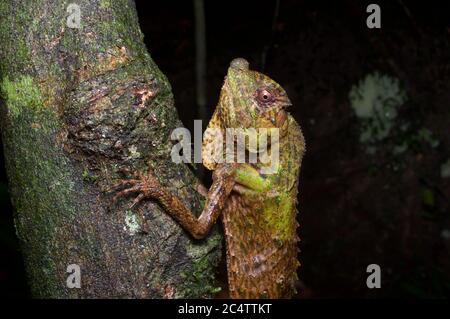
[392,264,450,298]
[349,72,407,152]
[349,72,440,171]
[441,159,450,179]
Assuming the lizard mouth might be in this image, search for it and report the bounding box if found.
[280,95,292,109]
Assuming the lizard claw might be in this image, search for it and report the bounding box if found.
[129,193,145,209]
[107,179,140,192]
[108,168,162,209]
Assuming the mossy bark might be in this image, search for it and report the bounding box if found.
[0,0,221,298]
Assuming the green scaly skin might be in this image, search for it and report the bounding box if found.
[111,58,305,298]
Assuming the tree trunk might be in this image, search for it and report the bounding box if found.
[0,0,221,298]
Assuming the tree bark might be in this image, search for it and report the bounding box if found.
[0,0,221,298]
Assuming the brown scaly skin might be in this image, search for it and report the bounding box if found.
[110,58,305,298]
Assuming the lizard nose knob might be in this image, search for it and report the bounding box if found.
[230,58,249,71]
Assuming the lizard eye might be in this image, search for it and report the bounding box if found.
[255,88,274,105]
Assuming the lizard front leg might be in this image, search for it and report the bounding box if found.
[233,163,272,195]
[109,164,236,239]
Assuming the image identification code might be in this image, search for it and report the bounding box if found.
[178,303,272,316]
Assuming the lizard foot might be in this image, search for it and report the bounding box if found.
[109,169,162,209]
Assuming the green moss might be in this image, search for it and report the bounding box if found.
[181,230,222,298]
[0,76,43,118]
[5,112,78,297]
[0,71,80,297]
[82,168,99,183]
[180,257,222,298]
[0,2,33,76]
[99,0,111,10]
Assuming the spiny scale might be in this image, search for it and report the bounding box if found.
[222,116,305,298]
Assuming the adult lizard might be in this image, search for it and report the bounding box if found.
[111,58,305,298]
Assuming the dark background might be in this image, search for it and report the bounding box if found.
[1,0,449,298]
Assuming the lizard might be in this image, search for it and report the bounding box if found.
[110,58,305,298]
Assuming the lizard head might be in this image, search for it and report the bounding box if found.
[218,58,291,151]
